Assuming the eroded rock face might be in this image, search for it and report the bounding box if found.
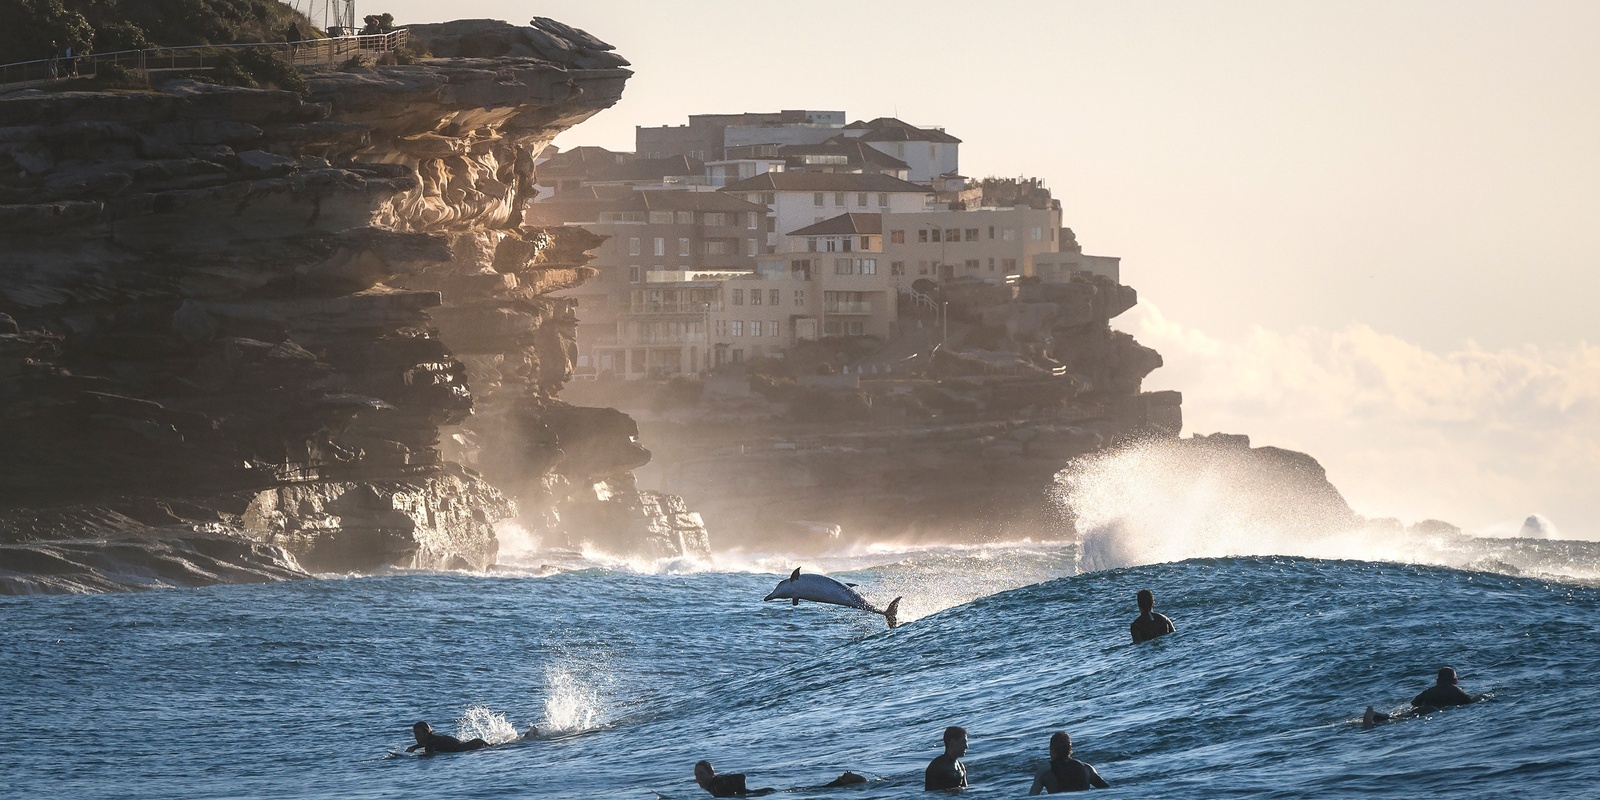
[0,20,698,590]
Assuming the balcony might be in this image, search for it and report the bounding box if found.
[824,301,873,315]
[626,300,723,314]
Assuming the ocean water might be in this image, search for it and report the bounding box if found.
[5,535,1600,799]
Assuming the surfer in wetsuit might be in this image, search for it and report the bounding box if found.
[694,760,776,797]
[406,721,488,754]
[1129,589,1174,643]
[924,726,969,792]
[1029,731,1110,794]
[1412,667,1475,710]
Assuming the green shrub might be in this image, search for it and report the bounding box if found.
[208,47,308,96]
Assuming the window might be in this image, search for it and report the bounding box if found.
[965,228,979,241]
[1031,226,1043,241]
[814,192,825,207]
[679,237,691,256]
[918,260,930,275]
[765,217,776,233]
[732,288,744,305]
[791,258,812,278]
[769,289,780,306]
[629,237,641,256]
[891,230,905,244]
[747,212,758,229]
[965,259,980,271]
[988,226,995,240]
[918,229,929,243]
[750,321,761,337]
[1002,228,1016,242]
[1003,258,1018,273]
[928,144,936,159]
[860,258,877,275]
[750,288,763,305]
[841,237,852,253]
[878,193,889,207]
[676,211,693,224]
[649,211,673,224]
[807,237,818,253]
[731,348,744,363]
[731,320,743,337]
[988,257,996,272]
[891,261,906,275]
[794,289,805,306]
[1050,227,1056,241]
[857,193,868,206]
[763,193,775,205]
[946,228,960,242]
[834,192,845,206]
[706,240,729,256]
[716,320,727,336]
[860,236,874,250]
[835,258,852,275]
[932,228,943,242]
[629,266,641,283]
[825,238,838,252]
[702,212,726,227]
[654,237,666,256]
[746,239,757,256]
[769,320,780,337]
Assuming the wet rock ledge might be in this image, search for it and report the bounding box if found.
[0,19,705,593]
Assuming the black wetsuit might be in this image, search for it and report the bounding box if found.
[924,755,967,791]
[1036,758,1109,792]
[700,773,774,798]
[408,733,487,754]
[1412,683,1474,709]
[1130,611,1174,643]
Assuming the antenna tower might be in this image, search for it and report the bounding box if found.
[292,0,357,33]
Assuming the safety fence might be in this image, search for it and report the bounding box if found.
[0,29,408,87]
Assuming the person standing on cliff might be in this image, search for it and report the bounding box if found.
[1129,589,1174,643]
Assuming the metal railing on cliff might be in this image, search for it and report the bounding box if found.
[0,29,408,87]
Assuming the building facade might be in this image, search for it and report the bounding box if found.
[720,171,932,254]
[879,205,1064,282]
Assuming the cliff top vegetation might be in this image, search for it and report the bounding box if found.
[1,0,313,64]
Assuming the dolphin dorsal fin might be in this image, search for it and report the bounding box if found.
[846,583,859,588]
[790,567,801,581]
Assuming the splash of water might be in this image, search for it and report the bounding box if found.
[1055,438,1599,581]
[540,661,607,734]
[494,520,541,561]
[454,704,521,745]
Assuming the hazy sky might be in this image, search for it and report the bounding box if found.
[377,0,1599,536]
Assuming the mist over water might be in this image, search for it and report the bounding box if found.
[1057,439,1600,583]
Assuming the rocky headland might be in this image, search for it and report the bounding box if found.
[0,18,708,593]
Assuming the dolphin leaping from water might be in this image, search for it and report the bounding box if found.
[763,567,902,628]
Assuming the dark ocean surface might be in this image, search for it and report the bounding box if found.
[5,536,1600,799]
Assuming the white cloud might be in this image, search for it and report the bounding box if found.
[1121,302,1600,538]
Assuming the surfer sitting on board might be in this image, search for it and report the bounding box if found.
[1412,666,1476,710]
[406,721,487,754]
[694,760,776,797]
[1029,731,1110,794]
[763,567,902,628]
[1129,589,1174,643]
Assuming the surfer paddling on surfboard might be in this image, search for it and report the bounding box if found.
[763,567,903,628]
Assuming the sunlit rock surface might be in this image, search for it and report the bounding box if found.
[0,19,701,592]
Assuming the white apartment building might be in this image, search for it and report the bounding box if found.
[838,117,961,185]
[720,172,932,254]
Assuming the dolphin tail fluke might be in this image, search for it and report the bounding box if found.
[883,597,902,629]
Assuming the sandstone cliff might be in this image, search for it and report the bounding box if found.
[0,18,705,593]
